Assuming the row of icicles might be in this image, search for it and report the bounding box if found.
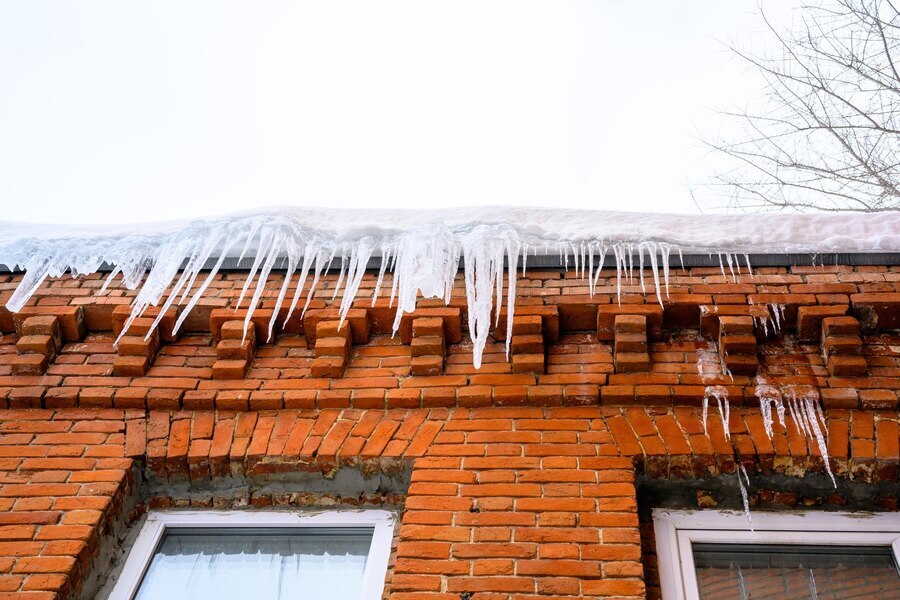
[695,305,836,528]
[5,217,754,368]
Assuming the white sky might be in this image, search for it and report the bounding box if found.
[0,1,803,225]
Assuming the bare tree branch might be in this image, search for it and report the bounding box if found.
[705,0,900,212]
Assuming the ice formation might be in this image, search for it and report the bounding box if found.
[1,206,898,368]
[737,464,753,531]
[696,345,733,440]
[754,378,836,487]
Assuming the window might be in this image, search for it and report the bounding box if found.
[109,510,395,600]
[654,510,900,600]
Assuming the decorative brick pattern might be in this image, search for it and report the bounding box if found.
[613,315,650,374]
[509,315,545,374]
[597,305,662,342]
[12,307,85,344]
[311,319,352,378]
[410,317,446,376]
[717,316,759,377]
[212,320,256,379]
[821,315,868,377]
[111,305,180,378]
[10,317,61,376]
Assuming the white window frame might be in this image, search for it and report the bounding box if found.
[654,509,900,600]
[109,509,395,600]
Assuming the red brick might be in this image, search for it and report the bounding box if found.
[597,305,663,341]
[797,304,847,340]
[10,355,48,377]
[112,355,149,377]
[16,336,55,356]
[212,359,249,380]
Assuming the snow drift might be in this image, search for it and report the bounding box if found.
[1,206,898,367]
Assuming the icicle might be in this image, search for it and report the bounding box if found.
[613,245,622,305]
[638,245,646,293]
[388,249,400,310]
[736,564,749,600]
[235,224,276,310]
[99,267,122,295]
[703,386,730,440]
[807,568,819,600]
[301,249,331,318]
[338,237,374,329]
[647,246,663,308]
[743,253,753,276]
[760,395,773,439]
[282,243,318,327]
[814,398,828,439]
[804,396,836,487]
[581,242,588,279]
[572,244,579,277]
[330,253,348,302]
[719,391,730,440]
[591,248,606,294]
[725,253,736,282]
[587,247,594,297]
[493,245,504,328]
[503,236,521,359]
[173,240,236,335]
[462,226,516,368]
[754,376,786,437]
[521,243,527,276]
[738,464,753,531]
[624,244,632,288]
[660,243,671,299]
[786,394,806,437]
[770,304,786,333]
[775,395,786,428]
[702,394,709,435]
[755,382,781,440]
[243,229,287,342]
[147,226,229,341]
[372,244,391,306]
[268,253,297,341]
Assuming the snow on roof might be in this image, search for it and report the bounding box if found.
[2,206,898,367]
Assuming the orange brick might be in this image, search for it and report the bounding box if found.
[796,305,847,340]
[112,355,149,377]
[510,334,543,355]
[411,336,444,358]
[10,355,48,377]
[411,355,443,377]
[16,335,55,356]
[212,359,249,380]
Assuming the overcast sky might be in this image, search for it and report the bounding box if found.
[0,1,804,224]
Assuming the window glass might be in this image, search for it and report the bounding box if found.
[692,543,900,600]
[133,527,373,600]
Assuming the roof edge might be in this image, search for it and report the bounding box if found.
[1,252,899,275]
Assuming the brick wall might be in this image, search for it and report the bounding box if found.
[0,265,896,598]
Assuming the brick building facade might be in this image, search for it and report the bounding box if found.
[0,263,897,598]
